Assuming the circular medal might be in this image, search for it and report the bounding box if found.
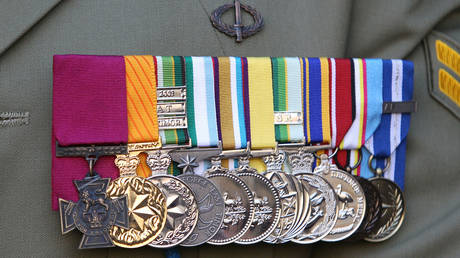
[281,174,311,241]
[291,173,338,243]
[206,158,255,245]
[106,176,167,248]
[233,157,281,244]
[364,177,405,242]
[314,155,366,242]
[148,175,199,248]
[348,177,382,241]
[178,174,225,247]
[262,153,300,243]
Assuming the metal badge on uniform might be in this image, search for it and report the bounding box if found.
[57,144,129,249]
[424,30,460,119]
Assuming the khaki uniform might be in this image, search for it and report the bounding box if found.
[1,0,459,257]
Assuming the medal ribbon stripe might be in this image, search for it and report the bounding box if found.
[157,56,188,145]
[247,57,276,149]
[184,56,219,147]
[302,57,331,144]
[272,57,303,143]
[124,55,159,178]
[363,60,414,189]
[339,58,383,151]
[331,58,353,148]
[230,56,248,148]
[216,57,236,149]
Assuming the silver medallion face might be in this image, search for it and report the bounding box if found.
[206,160,254,245]
[315,157,366,242]
[365,177,405,242]
[147,175,199,248]
[291,173,338,243]
[262,153,299,243]
[279,174,310,242]
[178,174,225,246]
[233,158,281,244]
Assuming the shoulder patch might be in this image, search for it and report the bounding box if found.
[424,31,460,119]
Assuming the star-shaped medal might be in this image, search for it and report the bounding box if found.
[59,173,129,249]
[177,154,199,173]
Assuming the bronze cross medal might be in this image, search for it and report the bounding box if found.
[57,144,130,249]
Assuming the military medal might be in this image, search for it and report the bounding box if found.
[334,150,382,241]
[287,149,338,244]
[364,156,405,242]
[262,152,303,243]
[206,157,255,245]
[106,143,168,248]
[314,153,366,242]
[231,156,281,244]
[169,149,225,247]
[145,150,199,248]
[56,144,130,249]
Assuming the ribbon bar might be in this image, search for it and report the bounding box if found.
[55,143,128,157]
[382,101,417,113]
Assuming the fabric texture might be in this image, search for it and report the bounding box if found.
[52,54,127,210]
[1,1,460,257]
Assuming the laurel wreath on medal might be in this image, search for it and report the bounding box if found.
[370,186,403,239]
[152,179,198,246]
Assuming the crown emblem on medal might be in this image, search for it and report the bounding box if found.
[288,149,314,173]
[263,151,286,172]
[146,150,172,174]
[114,154,140,177]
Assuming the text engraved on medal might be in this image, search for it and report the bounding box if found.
[157,87,186,101]
[178,174,225,247]
[273,111,303,125]
[158,116,187,129]
[320,167,366,242]
[157,102,186,116]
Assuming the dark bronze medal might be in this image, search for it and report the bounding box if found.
[365,156,406,242]
[57,144,129,249]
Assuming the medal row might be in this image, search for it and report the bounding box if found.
[58,143,405,249]
[53,55,413,249]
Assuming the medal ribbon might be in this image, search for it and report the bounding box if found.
[361,60,414,189]
[213,57,249,151]
[124,55,159,178]
[301,57,331,144]
[272,57,304,143]
[52,55,128,210]
[330,58,354,148]
[156,56,189,145]
[336,59,383,176]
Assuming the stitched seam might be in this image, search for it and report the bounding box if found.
[0,112,30,127]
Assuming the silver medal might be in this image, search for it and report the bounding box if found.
[314,154,366,242]
[262,152,302,243]
[233,156,281,244]
[288,150,338,244]
[172,151,225,247]
[206,157,255,245]
[146,151,199,248]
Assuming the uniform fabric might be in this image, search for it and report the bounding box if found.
[1,0,460,257]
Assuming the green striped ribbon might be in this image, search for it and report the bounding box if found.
[272,57,289,142]
[159,56,188,145]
